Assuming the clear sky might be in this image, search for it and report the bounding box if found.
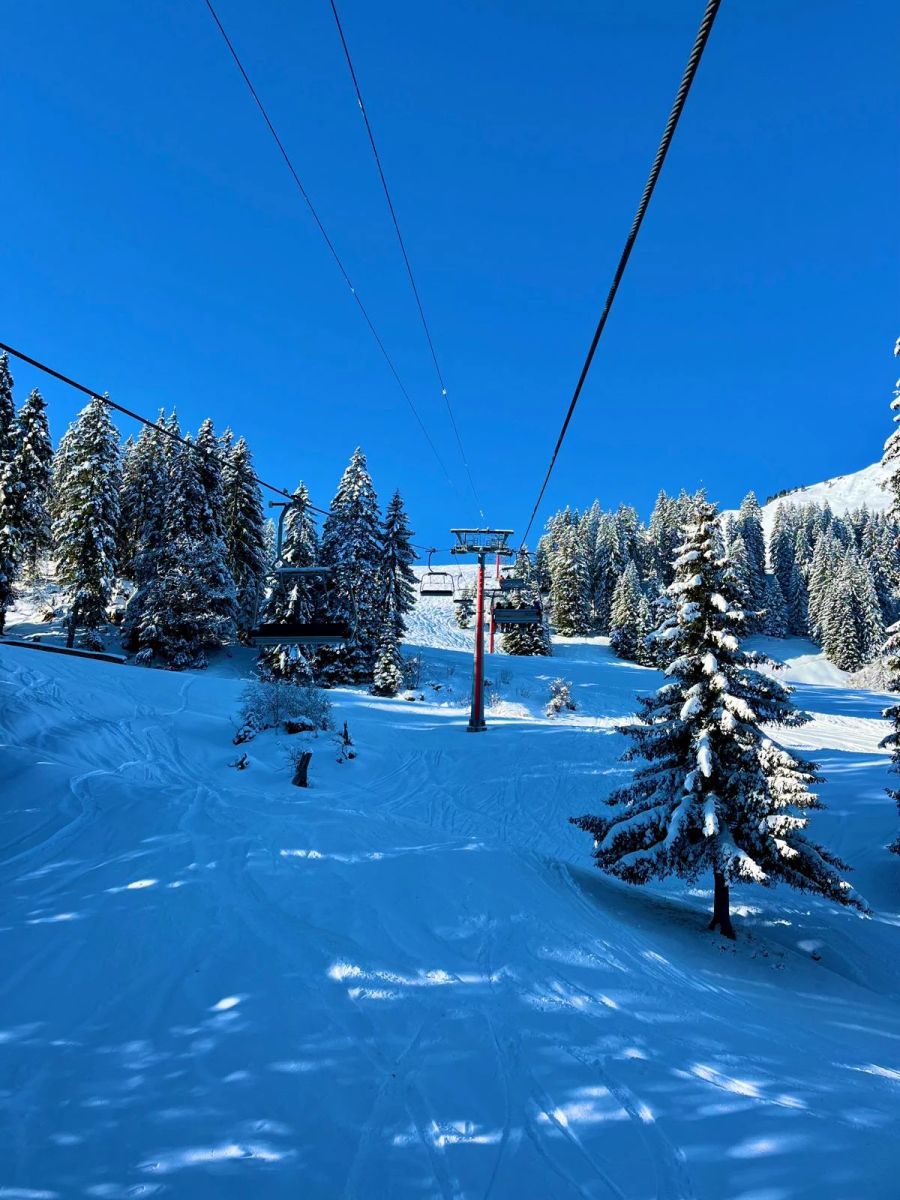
[2,1,897,552]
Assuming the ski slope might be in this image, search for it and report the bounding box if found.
[2,592,900,1199]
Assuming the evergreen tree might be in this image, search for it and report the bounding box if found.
[785,560,809,636]
[821,553,884,671]
[549,523,591,636]
[222,437,268,634]
[609,561,644,661]
[117,415,168,581]
[51,397,121,645]
[648,490,682,587]
[195,417,228,540]
[124,433,236,667]
[0,456,23,633]
[378,490,417,637]
[635,592,657,666]
[736,492,768,628]
[258,482,319,684]
[881,344,900,519]
[371,618,404,696]
[14,389,53,578]
[318,448,382,683]
[454,584,475,629]
[769,503,797,599]
[0,352,15,460]
[571,498,863,938]
[762,573,789,638]
[881,622,900,854]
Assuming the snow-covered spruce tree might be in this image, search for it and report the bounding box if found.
[0,456,24,633]
[195,418,228,541]
[571,497,864,938]
[51,397,121,646]
[117,415,167,580]
[735,492,767,629]
[635,593,657,666]
[820,553,884,672]
[763,573,789,638]
[318,448,382,684]
[14,389,53,579]
[0,352,15,459]
[769,503,797,600]
[371,618,404,696]
[454,584,474,629]
[609,561,644,661]
[124,434,236,668]
[377,489,417,638]
[222,437,268,634]
[257,482,319,684]
[549,523,591,636]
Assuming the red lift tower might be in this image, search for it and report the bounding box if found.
[450,529,514,732]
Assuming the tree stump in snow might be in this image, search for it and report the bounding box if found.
[292,751,312,788]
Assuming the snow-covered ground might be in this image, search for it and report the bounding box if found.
[2,589,900,1199]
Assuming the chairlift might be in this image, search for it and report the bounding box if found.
[492,604,542,627]
[420,549,455,597]
[247,503,351,648]
[499,573,525,592]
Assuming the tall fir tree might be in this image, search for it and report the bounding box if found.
[377,490,417,638]
[0,354,24,630]
[549,523,591,636]
[195,418,228,540]
[0,352,15,460]
[736,492,767,628]
[454,584,475,629]
[117,414,167,581]
[51,397,122,645]
[319,448,382,683]
[258,482,320,683]
[609,561,644,661]
[571,498,863,938]
[762,573,789,638]
[222,437,268,634]
[124,432,236,667]
[371,618,404,696]
[14,389,53,578]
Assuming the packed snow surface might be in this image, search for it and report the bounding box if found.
[2,590,900,1199]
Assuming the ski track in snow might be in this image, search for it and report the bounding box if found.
[1,590,900,1199]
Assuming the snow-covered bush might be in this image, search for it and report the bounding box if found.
[546,678,576,717]
[239,679,332,737]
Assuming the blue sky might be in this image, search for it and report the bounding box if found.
[2,1,897,551]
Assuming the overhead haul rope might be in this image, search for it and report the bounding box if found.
[0,341,443,553]
[327,0,485,520]
[519,0,722,548]
[200,0,463,505]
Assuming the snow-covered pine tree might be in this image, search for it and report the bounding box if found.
[736,492,767,628]
[0,352,15,460]
[222,437,268,634]
[769,503,797,599]
[377,490,417,638]
[806,529,840,642]
[609,561,644,661]
[635,592,657,666]
[124,432,236,667]
[195,418,228,541]
[51,397,121,646]
[549,523,591,636]
[763,573,789,638]
[371,618,404,696]
[454,584,474,629]
[14,389,53,579]
[571,496,864,938]
[318,448,382,684]
[117,414,167,581]
[878,337,900,852]
[258,482,320,683]
[648,490,682,587]
[821,553,883,671]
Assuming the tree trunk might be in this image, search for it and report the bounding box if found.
[65,601,80,649]
[292,751,312,788]
[709,870,736,939]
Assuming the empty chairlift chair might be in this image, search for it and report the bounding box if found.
[247,506,352,648]
[419,550,456,598]
[491,601,542,626]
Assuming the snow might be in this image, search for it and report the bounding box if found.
[2,588,900,1198]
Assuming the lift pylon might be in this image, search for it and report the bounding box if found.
[450,530,514,732]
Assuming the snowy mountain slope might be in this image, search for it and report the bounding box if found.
[2,596,900,1199]
[723,459,892,541]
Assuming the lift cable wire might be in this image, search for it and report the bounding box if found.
[519,0,722,548]
[327,0,485,520]
[201,0,462,505]
[0,340,443,554]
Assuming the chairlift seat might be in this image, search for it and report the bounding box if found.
[248,621,350,647]
[420,570,455,598]
[499,576,525,591]
[273,564,332,578]
[492,606,542,626]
